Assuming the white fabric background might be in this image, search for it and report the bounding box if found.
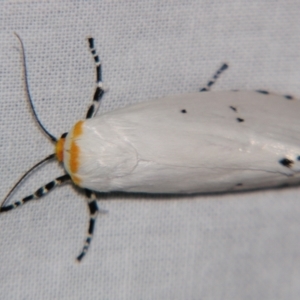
[0,1,300,299]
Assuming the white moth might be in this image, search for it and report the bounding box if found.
[65,90,300,194]
[1,33,299,261]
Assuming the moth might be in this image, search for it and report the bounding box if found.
[1,33,300,261]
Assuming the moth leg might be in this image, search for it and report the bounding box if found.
[76,189,99,262]
[200,63,228,92]
[0,174,71,213]
[86,37,105,119]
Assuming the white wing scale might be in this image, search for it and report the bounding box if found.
[65,91,300,193]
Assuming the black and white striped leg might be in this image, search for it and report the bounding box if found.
[0,174,71,213]
[76,189,99,262]
[200,63,228,92]
[86,37,105,119]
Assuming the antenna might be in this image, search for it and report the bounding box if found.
[1,154,56,208]
[14,32,57,142]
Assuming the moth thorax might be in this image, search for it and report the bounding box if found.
[63,120,84,186]
[55,137,65,162]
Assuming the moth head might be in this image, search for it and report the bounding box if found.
[55,132,68,162]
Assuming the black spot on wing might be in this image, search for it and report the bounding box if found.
[236,183,243,186]
[284,95,294,100]
[61,132,68,138]
[229,106,237,112]
[236,118,244,123]
[297,156,300,161]
[181,109,187,113]
[279,158,294,168]
[256,90,269,95]
[200,88,208,92]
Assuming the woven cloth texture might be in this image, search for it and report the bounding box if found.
[0,1,300,299]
